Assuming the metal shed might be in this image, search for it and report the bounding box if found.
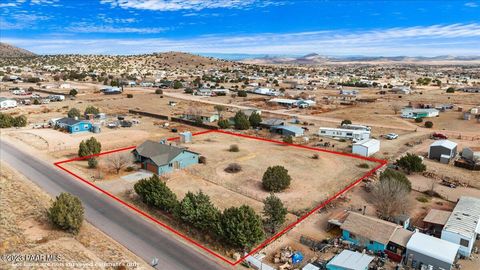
[428,140,457,161]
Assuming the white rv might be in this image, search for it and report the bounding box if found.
[318,127,370,142]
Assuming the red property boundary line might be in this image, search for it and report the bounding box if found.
[54,129,387,266]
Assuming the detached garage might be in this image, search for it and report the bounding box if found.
[352,139,380,157]
[428,140,457,163]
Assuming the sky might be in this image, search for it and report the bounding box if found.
[1,0,480,56]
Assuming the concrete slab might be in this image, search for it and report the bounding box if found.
[121,170,154,183]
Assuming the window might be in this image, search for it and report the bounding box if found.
[84,124,89,128]
[460,238,469,247]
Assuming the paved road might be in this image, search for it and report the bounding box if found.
[0,140,227,270]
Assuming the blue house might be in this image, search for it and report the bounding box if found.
[55,117,92,134]
[340,212,402,253]
[132,140,199,175]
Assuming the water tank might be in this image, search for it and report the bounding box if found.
[92,124,101,133]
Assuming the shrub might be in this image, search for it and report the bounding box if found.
[396,153,426,174]
[12,115,27,127]
[415,117,423,123]
[134,175,178,213]
[218,119,231,129]
[67,108,81,118]
[416,196,430,203]
[184,88,193,94]
[237,90,247,97]
[262,166,292,192]
[126,94,133,98]
[249,112,262,128]
[341,119,352,126]
[48,193,84,234]
[78,137,102,157]
[312,153,320,159]
[229,144,239,152]
[283,136,293,144]
[357,163,369,169]
[263,193,287,233]
[446,87,455,93]
[155,89,163,94]
[225,163,242,173]
[380,168,411,191]
[233,111,250,130]
[424,121,433,128]
[69,89,78,96]
[84,106,99,115]
[199,156,207,164]
[174,191,221,232]
[87,157,98,168]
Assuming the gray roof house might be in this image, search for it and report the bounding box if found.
[428,140,457,163]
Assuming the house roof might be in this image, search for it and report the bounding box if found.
[430,139,457,150]
[354,138,379,148]
[134,140,198,167]
[389,228,414,247]
[327,250,374,270]
[407,232,459,264]
[261,118,285,126]
[0,97,15,102]
[56,117,88,126]
[340,212,400,245]
[423,209,452,225]
[443,196,480,239]
[273,125,304,135]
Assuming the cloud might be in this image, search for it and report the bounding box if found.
[100,0,283,11]
[3,23,480,56]
[465,2,478,8]
[65,23,169,34]
[0,0,59,7]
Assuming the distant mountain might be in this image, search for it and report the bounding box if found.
[0,43,36,58]
[241,53,480,65]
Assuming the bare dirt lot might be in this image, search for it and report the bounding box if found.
[0,162,150,270]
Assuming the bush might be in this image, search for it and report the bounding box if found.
[87,157,98,168]
[446,87,455,93]
[396,153,426,174]
[174,191,221,232]
[237,90,247,97]
[78,137,102,157]
[416,196,430,203]
[199,156,207,164]
[415,117,423,123]
[312,153,319,159]
[229,144,239,152]
[263,193,287,233]
[0,113,28,128]
[357,163,369,169]
[262,166,292,192]
[380,168,411,191]
[84,106,99,115]
[424,121,433,128]
[69,89,78,96]
[233,111,250,130]
[134,175,178,213]
[67,108,81,118]
[48,193,84,234]
[184,88,193,94]
[249,112,262,128]
[341,119,352,126]
[217,119,231,129]
[225,163,242,173]
[155,89,163,94]
[283,136,293,144]
[126,94,133,98]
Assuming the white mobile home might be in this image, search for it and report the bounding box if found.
[352,139,380,157]
[318,127,370,142]
[441,196,480,257]
[341,124,371,132]
[0,97,17,109]
[401,108,439,119]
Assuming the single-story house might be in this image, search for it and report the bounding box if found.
[0,97,17,109]
[101,86,122,94]
[340,124,371,132]
[55,117,92,133]
[268,98,298,107]
[339,90,359,96]
[260,118,285,128]
[428,140,457,163]
[195,88,212,96]
[461,147,480,162]
[460,87,480,93]
[270,125,304,137]
[326,250,373,270]
[441,196,480,257]
[254,87,279,96]
[183,113,219,123]
[405,232,459,270]
[352,139,380,157]
[132,140,199,175]
[318,127,370,142]
[401,108,439,119]
[422,209,452,238]
[211,89,229,96]
[390,86,411,94]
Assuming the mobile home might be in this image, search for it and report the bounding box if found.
[318,127,370,142]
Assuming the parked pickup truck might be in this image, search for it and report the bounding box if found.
[431,133,448,140]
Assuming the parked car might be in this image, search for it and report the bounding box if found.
[432,132,448,140]
[385,133,399,140]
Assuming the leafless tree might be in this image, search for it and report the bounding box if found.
[107,153,132,174]
[392,104,402,115]
[371,176,411,220]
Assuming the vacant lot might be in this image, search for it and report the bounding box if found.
[182,131,378,212]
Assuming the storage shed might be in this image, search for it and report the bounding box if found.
[352,139,380,157]
[405,232,459,270]
[428,140,457,162]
